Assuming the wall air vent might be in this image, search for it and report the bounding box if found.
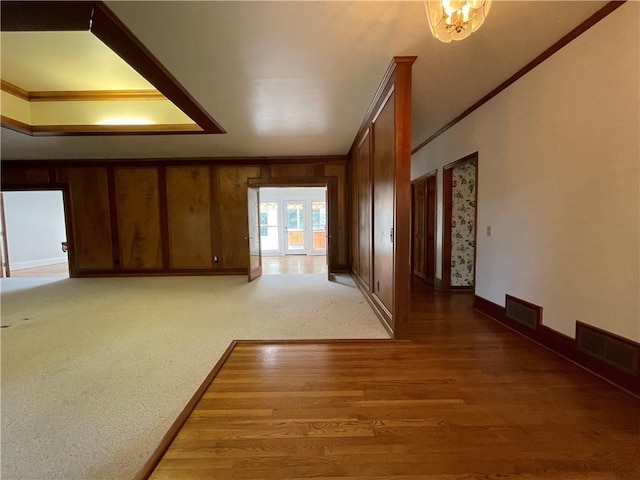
[505,295,541,330]
[576,322,639,375]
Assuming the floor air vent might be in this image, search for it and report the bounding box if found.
[505,295,541,330]
[577,322,639,375]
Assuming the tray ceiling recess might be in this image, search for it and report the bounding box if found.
[0,1,225,136]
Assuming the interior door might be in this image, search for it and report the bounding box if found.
[284,201,306,254]
[411,180,426,279]
[425,174,437,285]
[247,186,262,282]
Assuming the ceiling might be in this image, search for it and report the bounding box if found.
[1,31,154,91]
[0,1,607,160]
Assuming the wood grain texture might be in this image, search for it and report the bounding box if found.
[143,290,640,479]
[28,89,165,102]
[324,164,348,268]
[411,179,425,279]
[166,166,213,269]
[67,168,114,271]
[114,168,163,270]
[372,92,396,319]
[425,174,437,285]
[216,166,261,269]
[356,131,372,288]
[1,79,29,100]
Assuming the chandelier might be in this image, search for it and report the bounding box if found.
[425,0,492,43]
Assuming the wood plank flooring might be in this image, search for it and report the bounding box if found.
[262,255,327,275]
[9,262,69,278]
[140,279,640,480]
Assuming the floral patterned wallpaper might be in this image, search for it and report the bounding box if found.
[451,161,476,287]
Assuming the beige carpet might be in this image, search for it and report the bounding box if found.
[0,274,389,479]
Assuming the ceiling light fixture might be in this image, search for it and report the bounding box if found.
[425,0,492,43]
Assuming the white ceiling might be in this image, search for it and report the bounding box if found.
[0,1,607,160]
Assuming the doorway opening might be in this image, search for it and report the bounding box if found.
[259,187,327,275]
[411,171,437,286]
[1,190,69,278]
[443,153,478,291]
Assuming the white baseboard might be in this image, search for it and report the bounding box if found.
[11,256,68,271]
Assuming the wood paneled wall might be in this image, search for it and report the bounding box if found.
[348,57,416,339]
[1,158,348,276]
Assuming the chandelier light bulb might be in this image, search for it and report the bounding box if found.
[425,0,492,43]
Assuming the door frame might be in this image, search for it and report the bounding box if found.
[283,200,308,255]
[411,169,437,285]
[248,177,337,275]
[0,185,74,277]
[442,152,478,292]
[247,186,262,281]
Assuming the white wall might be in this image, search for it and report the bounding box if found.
[3,191,68,270]
[411,3,639,342]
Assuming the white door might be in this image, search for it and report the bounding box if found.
[284,201,306,254]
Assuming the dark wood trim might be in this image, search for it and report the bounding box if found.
[442,167,452,291]
[209,167,221,270]
[411,1,627,155]
[1,1,225,135]
[392,57,415,340]
[90,2,224,135]
[442,152,478,292]
[1,115,32,135]
[352,272,394,336]
[30,124,202,136]
[157,167,171,270]
[1,156,347,169]
[239,339,402,345]
[134,340,240,480]
[1,80,29,100]
[0,1,94,31]
[474,295,640,397]
[106,167,121,270]
[70,267,246,277]
[29,90,165,102]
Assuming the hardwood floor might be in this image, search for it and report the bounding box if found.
[139,277,640,479]
[8,262,69,278]
[262,255,327,275]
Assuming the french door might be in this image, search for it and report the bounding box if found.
[283,200,326,255]
[285,201,306,254]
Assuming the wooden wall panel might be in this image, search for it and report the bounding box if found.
[114,168,163,270]
[215,166,260,269]
[2,168,50,185]
[324,164,348,269]
[166,166,212,269]
[270,164,315,178]
[67,167,113,271]
[372,93,396,317]
[349,157,358,275]
[357,131,372,288]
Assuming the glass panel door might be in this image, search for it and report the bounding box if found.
[259,202,279,252]
[285,201,305,253]
[311,201,326,253]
